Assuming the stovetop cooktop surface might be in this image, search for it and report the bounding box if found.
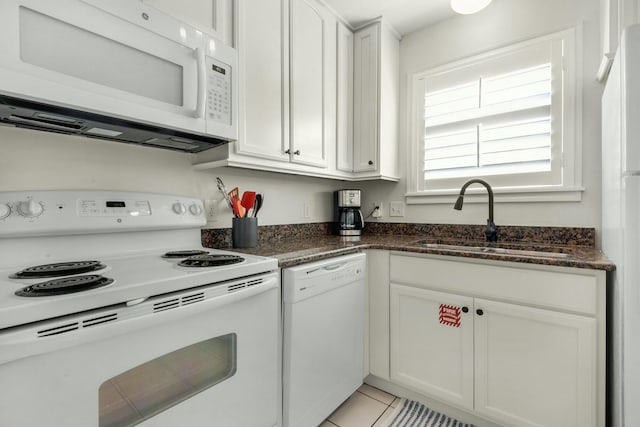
[0,248,277,330]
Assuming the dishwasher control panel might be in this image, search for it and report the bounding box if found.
[282,253,366,304]
[325,265,364,284]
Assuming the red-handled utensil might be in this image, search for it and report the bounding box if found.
[240,191,257,217]
[228,187,240,217]
[234,198,246,218]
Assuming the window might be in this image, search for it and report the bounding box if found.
[407,28,582,203]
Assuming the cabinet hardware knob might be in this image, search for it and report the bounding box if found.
[294,150,301,155]
[476,309,484,316]
[461,307,469,313]
[368,160,374,165]
[285,149,291,154]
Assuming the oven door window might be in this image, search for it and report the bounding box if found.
[99,333,236,427]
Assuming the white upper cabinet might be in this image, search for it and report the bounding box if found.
[349,20,400,181]
[353,24,379,173]
[598,0,640,81]
[235,0,289,163]
[194,0,343,177]
[192,5,401,182]
[336,22,354,173]
[289,0,331,168]
[141,0,233,45]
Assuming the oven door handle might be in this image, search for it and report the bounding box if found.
[0,275,278,365]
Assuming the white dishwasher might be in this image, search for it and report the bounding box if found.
[282,253,366,427]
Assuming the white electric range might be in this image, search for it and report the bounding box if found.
[0,190,280,427]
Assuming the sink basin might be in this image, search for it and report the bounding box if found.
[412,240,571,259]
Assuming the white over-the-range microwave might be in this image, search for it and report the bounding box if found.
[0,0,237,153]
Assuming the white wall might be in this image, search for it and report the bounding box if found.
[360,0,603,230]
[0,126,343,228]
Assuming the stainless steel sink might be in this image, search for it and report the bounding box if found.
[413,241,571,259]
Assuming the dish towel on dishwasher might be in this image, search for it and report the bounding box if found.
[380,399,475,427]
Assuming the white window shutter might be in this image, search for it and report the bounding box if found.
[423,64,552,177]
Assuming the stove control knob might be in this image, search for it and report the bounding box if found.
[17,200,44,218]
[189,203,203,216]
[0,203,10,220]
[172,202,187,215]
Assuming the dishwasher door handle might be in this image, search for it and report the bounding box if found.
[305,262,346,276]
[323,263,344,271]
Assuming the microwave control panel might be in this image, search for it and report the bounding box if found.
[206,57,232,125]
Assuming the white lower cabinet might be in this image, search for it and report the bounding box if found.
[385,253,605,427]
[473,299,596,427]
[390,285,474,409]
[367,250,391,380]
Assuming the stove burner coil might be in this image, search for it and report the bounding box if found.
[10,261,106,279]
[15,275,114,297]
[178,254,244,267]
[162,250,209,259]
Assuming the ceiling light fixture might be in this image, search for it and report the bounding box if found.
[450,0,493,14]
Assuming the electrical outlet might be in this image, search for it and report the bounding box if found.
[204,200,218,222]
[303,203,311,219]
[372,201,383,218]
[389,201,405,217]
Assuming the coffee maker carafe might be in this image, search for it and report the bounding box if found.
[335,189,364,236]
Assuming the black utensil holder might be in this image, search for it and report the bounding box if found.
[232,217,258,248]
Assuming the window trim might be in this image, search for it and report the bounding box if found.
[406,27,583,204]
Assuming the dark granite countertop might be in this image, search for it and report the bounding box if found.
[207,232,615,271]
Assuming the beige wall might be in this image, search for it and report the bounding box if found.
[359,0,603,231]
[0,126,343,228]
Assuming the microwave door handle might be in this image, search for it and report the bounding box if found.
[194,47,206,119]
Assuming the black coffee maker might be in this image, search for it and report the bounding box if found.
[334,189,364,236]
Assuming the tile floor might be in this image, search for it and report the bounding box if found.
[320,384,400,427]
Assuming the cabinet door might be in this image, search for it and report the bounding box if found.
[353,24,379,172]
[368,250,390,379]
[336,22,354,172]
[474,298,597,427]
[142,0,233,45]
[289,0,329,168]
[236,0,289,162]
[390,284,474,409]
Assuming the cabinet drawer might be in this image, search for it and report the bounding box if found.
[390,254,599,315]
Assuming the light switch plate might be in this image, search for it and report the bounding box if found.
[389,201,404,217]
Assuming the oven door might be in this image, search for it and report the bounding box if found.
[0,0,222,136]
[0,272,279,427]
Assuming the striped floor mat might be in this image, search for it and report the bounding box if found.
[381,399,475,427]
